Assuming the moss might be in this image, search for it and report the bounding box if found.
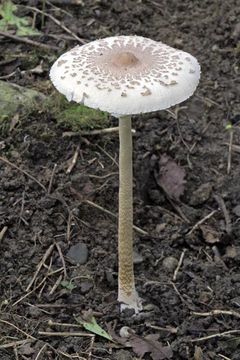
[57,104,109,130]
[47,92,109,131]
[0,80,109,134]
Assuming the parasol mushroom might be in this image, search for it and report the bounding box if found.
[50,35,200,313]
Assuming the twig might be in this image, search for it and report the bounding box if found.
[190,329,240,343]
[0,156,46,192]
[26,244,55,292]
[0,30,59,51]
[214,194,232,235]
[46,0,73,18]
[55,242,67,279]
[87,334,95,360]
[26,6,86,44]
[171,282,186,305]
[83,199,148,236]
[0,70,18,80]
[174,106,191,151]
[0,320,36,340]
[41,0,46,28]
[218,354,231,360]
[47,0,84,4]
[38,331,94,337]
[13,346,19,360]
[166,197,190,223]
[192,309,240,319]
[35,343,47,360]
[173,249,186,281]
[0,226,8,242]
[66,146,79,174]
[96,144,118,167]
[48,163,57,194]
[48,320,85,328]
[189,120,213,153]
[62,127,136,137]
[154,205,185,223]
[146,323,178,334]
[12,273,51,306]
[227,128,233,174]
[195,94,222,108]
[222,143,240,153]
[88,172,118,179]
[187,210,217,236]
[18,191,26,226]
[49,274,63,295]
[0,339,34,349]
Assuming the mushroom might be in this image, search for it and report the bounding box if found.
[50,35,200,313]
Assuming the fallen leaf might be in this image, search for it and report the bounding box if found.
[155,154,186,201]
[76,314,113,341]
[127,333,173,360]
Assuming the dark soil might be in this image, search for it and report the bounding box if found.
[1,0,240,359]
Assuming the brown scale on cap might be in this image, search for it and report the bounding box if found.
[57,60,67,67]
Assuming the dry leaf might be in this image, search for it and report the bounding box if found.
[127,333,173,360]
[107,325,172,360]
[155,154,186,201]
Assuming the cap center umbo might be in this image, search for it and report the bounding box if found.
[111,51,140,68]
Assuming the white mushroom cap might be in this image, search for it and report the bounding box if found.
[50,35,200,117]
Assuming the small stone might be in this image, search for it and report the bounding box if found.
[119,326,132,338]
[162,256,178,272]
[67,243,88,265]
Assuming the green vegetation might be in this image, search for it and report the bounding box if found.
[49,92,109,131]
[76,315,113,341]
[61,280,76,291]
[0,80,109,134]
[0,0,40,36]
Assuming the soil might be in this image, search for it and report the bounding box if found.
[1,0,240,359]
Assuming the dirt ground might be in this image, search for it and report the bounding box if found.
[1,0,240,359]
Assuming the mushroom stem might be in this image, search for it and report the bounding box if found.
[118,115,141,313]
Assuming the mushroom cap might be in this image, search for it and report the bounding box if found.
[50,35,200,117]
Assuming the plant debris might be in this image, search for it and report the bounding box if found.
[76,313,113,341]
[155,154,186,201]
[0,0,40,36]
[126,333,173,360]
